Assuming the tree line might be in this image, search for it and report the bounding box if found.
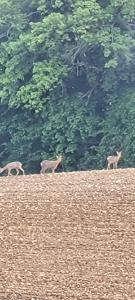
[0,0,135,173]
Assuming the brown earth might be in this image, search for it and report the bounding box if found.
[0,169,135,300]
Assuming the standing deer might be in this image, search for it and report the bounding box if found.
[107,151,122,169]
[0,161,25,176]
[40,155,63,174]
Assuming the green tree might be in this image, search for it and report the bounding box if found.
[0,0,135,172]
[98,88,135,168]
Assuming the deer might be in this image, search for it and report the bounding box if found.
[0,161,25,176]
[40,155,63,174]
[107,151,122,169]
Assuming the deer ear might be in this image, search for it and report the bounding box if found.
[117,151,122,155]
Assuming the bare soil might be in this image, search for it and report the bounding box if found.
[0,169,135,300]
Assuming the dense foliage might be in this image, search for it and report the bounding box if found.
[0,0,135,173]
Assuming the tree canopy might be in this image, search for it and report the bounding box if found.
[0,0,135,173]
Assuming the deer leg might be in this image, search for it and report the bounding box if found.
[40,167,44,174]
[107,163,110,170]
[114,162,117,169]
[8,169,12,176]
[16,169,19,176]
[20,167,25,175]
[41,167,46,174]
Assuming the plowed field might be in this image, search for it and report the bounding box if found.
[0,169,135,300]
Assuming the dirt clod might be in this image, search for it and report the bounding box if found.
[0,169,135,300]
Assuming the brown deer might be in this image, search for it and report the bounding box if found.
[107,151,122,169]
[0,161,25,176]
[40,155,63,174]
